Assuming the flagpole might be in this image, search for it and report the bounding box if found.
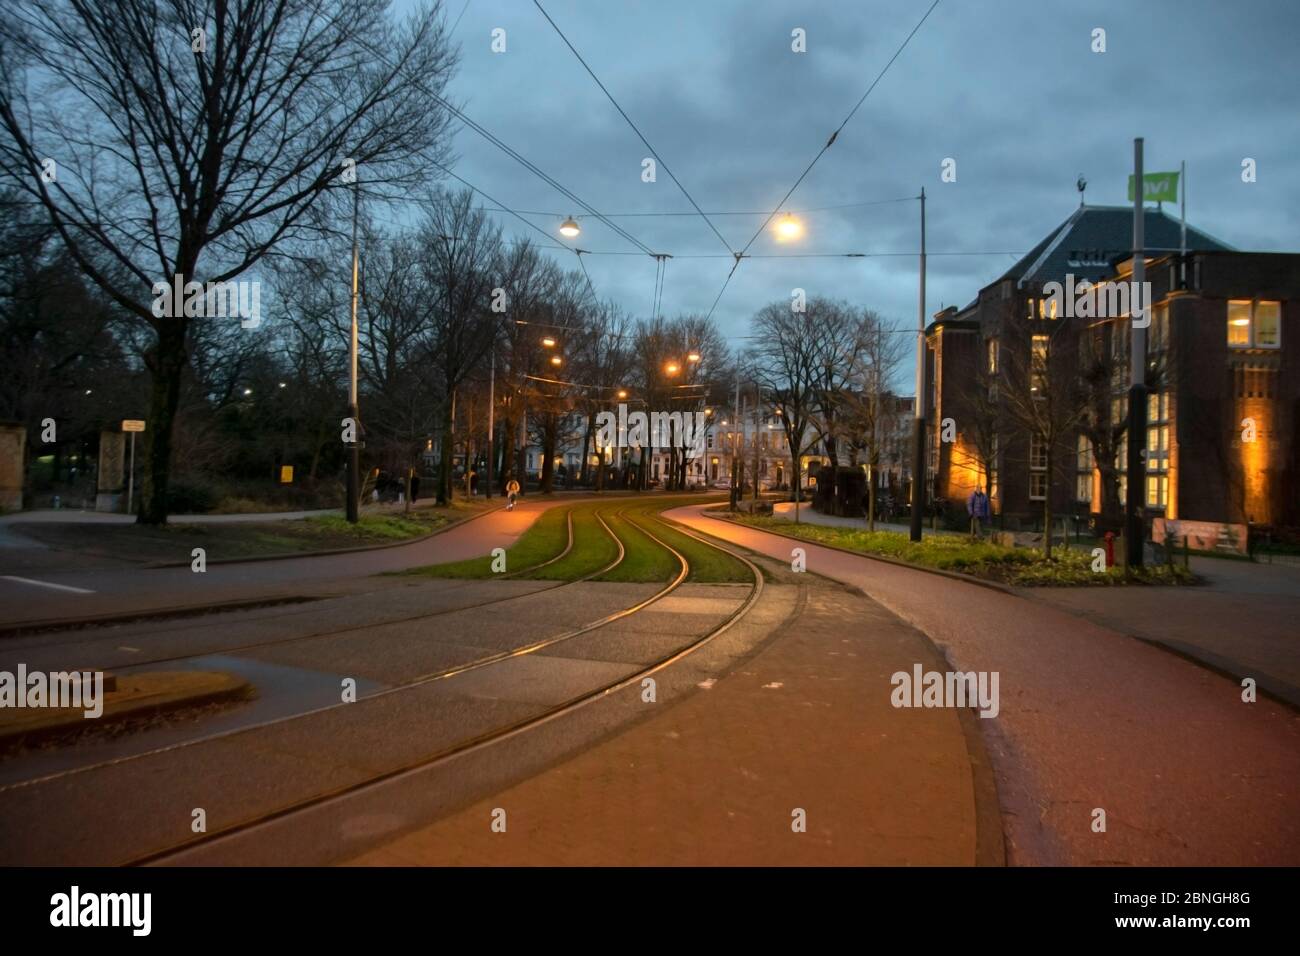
[1180,159,1187,287]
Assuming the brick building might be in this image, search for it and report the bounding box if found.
[924,203,1300,534]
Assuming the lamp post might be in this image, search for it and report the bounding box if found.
[1125,138,1148,567]
[909,187,927,542]
[346,175,361,524]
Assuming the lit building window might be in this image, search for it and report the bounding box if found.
[1145,391,1170,509]
[1076,433,1093,503]
[1029,432,1047,500]
[987,338,998,374]
[1031,334,1049,393]
[1150,302,1169,353]
[1228,299,1281,349]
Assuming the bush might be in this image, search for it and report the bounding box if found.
[165,480,219,514]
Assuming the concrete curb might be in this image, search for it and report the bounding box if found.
[0,595,321,639]
[0,671,254,751]
[143,503,503,569]
[710,509,1300,717]
[0,504,509,637]
[677,510,1006,866]
[705,510,1016,595]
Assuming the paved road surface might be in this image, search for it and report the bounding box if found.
[0,498,562,625]
[667,503,1300,866]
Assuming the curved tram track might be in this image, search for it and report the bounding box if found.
[0,499,767,866]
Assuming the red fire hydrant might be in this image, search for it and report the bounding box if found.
[1103,531,1115,569]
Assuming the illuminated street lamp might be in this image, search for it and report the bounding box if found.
[550,355,563,367]
[775,213,803,241]
[617,389,628,399]
[665,362,680,375]
[542,336,557,347]
[559,216,581,238]
[687,352,701,363]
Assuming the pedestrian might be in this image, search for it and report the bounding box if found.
[410,470,420,503]
[505,477,520,510]
[967,487,990,537]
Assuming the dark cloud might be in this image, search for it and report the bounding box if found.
[414,0,1299,369]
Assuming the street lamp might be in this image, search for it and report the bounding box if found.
[617,389,628,400]
[687,352,701,364]
[775,213,803,241]
[559,216,581,238]
[542,336,557,347]
[550,355,563,367]
[665,362,680,376]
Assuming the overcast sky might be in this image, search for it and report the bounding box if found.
[401,0,1299,358]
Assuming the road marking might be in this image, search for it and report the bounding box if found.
[0,575,95,594]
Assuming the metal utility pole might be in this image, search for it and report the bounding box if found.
[730,377,740,509]
[346,177,361,524]
[1125,138,1148,567]
[909,188,927,542]
[485,349,495,498]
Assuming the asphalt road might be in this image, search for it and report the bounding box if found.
[667,503,1300,866]
[0,497,565,625]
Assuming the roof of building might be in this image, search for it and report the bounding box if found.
[999,204,1233,290]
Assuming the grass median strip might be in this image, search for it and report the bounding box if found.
[520,505,619,580]
[404,505,570,578]
[728,513,1195,586]
[596,511,682,583]
[623,508,751,583]
[13,506,468,564]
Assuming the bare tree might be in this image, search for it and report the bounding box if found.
[1000,325,1086,557]
[0,0,458,521]
[841,312,908,528]
[419,189,504,504]
[750,301,819,503]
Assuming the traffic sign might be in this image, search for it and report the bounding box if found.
[122,420,146,432]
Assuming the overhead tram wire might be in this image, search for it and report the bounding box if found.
[483,195,918,219]
[351,34,659,261]
[532,0,735,257]
[703,0,942,321]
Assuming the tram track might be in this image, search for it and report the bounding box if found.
[123,506,764,866]
[0,500,745,796]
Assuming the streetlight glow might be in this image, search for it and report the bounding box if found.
[542,336,557,347]
[559,216,581,238]
[665,362,680,375]
[775,213,803,241]
[550,355,563,366]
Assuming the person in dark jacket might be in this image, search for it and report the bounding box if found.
[967,487,990,537]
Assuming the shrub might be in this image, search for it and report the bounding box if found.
[166,480,219,514]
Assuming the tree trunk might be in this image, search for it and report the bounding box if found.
[1042,447,1053,558]
[868,460,876,531]
[437,398,453,505]
[139,319,188,525]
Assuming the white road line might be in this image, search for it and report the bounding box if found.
[0,575,95,594]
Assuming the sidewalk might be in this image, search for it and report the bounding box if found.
[771,500,959,537]
[349,572,996,866]
[773,501,1300,708]
[668,504,1300,866]
[1024,556,1300,707]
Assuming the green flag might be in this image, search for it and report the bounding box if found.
[1128,170,1180,203]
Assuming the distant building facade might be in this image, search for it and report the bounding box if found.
[926,203,1299,533]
